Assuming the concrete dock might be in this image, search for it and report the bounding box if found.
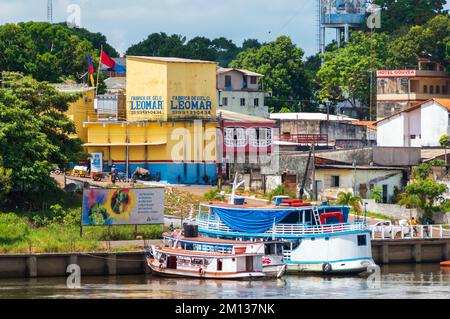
[0,239,449,279]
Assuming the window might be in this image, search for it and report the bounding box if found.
[225,75,232,88]
[222,97,228,106]
[410,135,417,139]
[331,176,340,187]
[254,98,259,107]
[437,85,440,94]
[430,85,434,94]
[250,76,257,85]
[225,127,246,147]
[444,85,449,94]
[240,98,246,106]
[423,85,428,93]
[357,235,367,246]
[248,127,273,147]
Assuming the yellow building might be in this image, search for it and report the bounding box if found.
[80,57,219,184]
[57,84,96,142]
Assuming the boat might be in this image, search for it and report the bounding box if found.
[194,196,377,275]
[146,246,266,280]
[162,231,286,278]
[440,261,450,270]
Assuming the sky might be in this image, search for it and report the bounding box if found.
[1,0,450,58]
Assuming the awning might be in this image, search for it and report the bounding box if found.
[83,142,167,147]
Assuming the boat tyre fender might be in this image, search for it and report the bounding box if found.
[322,263,332,274]
[199,268,205,276]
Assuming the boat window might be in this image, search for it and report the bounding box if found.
[192,258,204,265]
[357,235,367,246]
[279,211,300,224]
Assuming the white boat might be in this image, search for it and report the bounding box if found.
[162,231,286,278]
[195,200,377,275]
[146,246,266,280]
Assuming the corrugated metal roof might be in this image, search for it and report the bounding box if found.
[218,110,275,124]
[127,56,217,64]
[270,113,357,121]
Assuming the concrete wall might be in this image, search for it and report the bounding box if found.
[421,102,449,147]
[315,148,374,165]
[218,91,268,118]
[373,147,421,166]
[0,242,448,279]
[365,199,450,223]
[316,169,404,202]
[0,252,150,279]
[372,239,450,264]
[364,199,421,220]
[377,113,406,147]
[217,70,259,91]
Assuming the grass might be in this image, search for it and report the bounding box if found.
[0,190,167,254]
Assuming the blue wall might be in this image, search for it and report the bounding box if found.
[109,163,217,185]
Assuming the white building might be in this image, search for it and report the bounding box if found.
[217,68,269,118]
[376,98,450,147]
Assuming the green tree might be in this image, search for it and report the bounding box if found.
[336,192,363,214]
[413,162,433,180]
[58,23,119,57]
[0,165,12,205]
[370,187,383,203]
[374,0,448,34]
[439,134,450,166]
[230,36,311,112]
[0,22,99,83]
[402,179,448,220]
[316,32,390,119]
[126,32,187,57]
[387,15,450,69]
[0,73,85,208]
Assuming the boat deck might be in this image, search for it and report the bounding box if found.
[202,201,313,209]
[164,232,266,246]
[155,247,263,258]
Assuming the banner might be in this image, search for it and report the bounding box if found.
[82,188,164,226]
[91,153,103,173]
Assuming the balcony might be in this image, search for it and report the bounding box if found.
[280,134,329,146]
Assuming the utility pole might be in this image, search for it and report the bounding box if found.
[312,143,316,201]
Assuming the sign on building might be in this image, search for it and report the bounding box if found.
[81,188,164,226]
[91,153,103,173]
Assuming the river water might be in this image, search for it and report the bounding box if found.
[0,264,448,299]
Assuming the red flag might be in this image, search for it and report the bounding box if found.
[100,50,116,69]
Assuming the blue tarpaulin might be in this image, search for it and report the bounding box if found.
[213,207,293,233]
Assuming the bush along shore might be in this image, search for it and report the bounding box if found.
[0,190,166,254]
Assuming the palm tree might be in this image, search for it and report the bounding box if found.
[336,191,363,217]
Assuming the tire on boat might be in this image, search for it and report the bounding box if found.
[322,263,332,274]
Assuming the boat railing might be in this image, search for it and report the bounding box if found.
[370,224,450,240]
[195,217,370,236]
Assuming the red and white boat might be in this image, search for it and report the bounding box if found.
[147,246,266,280]
[162,231,286,278]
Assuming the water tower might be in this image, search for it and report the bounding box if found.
[319,0,367,53]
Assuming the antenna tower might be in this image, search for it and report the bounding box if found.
[47,0,53,23]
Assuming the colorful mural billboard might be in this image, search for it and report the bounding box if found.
[82,188,164,226]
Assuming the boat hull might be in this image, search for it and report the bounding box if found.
[285,258,375,275]
[147,259,266,280]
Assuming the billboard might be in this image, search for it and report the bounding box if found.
[82,188,164,226]
[321,0,367,25]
